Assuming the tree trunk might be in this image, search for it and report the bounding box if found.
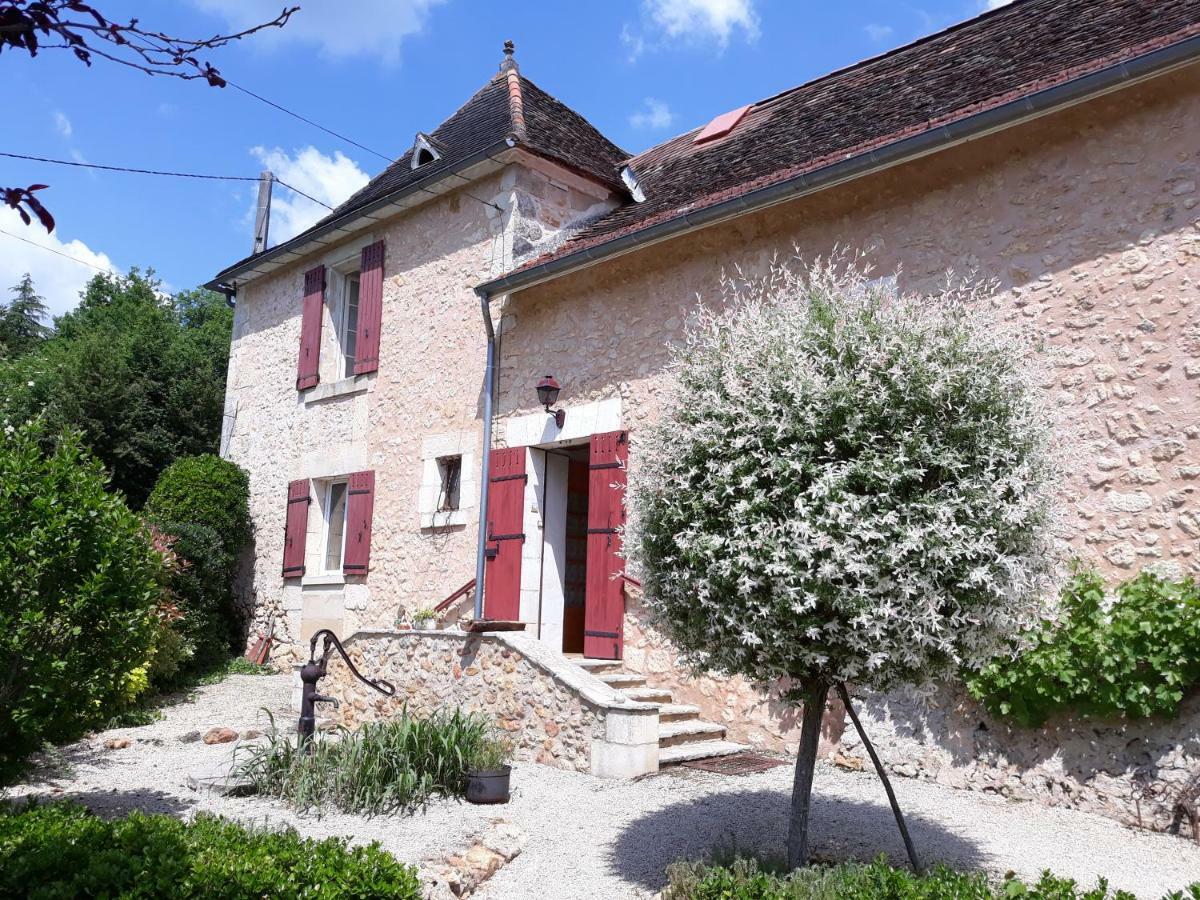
[786,679,829,870]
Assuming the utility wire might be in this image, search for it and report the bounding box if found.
[1,151,333,210]
[225,80,393,164]
[0,226,114,272]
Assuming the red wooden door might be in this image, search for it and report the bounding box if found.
[584,431,628,659]
[483,447,525,621]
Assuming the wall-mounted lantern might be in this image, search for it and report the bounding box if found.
[536,374,566,428]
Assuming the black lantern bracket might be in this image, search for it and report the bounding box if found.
[536,374,566,428]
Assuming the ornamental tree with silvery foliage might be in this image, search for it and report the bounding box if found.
[626,255,1061,869]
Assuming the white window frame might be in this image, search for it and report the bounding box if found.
[328,260,361,380]
[319,478,350,576]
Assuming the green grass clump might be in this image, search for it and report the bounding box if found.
[238,708,493,815]
[663,857,1200,900]
[0,799,420,899]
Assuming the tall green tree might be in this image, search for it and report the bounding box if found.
[0,269,233,507]
[0,274,51,357]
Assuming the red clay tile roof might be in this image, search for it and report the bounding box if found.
[515,0,1200,276]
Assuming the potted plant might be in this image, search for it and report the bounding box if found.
[410,606,437,629]
[465,736,512,804]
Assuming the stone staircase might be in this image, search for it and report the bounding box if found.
[574,658,747,765]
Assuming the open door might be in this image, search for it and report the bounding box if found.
[483,447,525,620]
[584,431,628,659]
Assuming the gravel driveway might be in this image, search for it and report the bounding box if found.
[7,673,1199,899]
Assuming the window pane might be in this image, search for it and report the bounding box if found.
[343,275,360,378]
[325,481,348,571]
[438,456,461,511]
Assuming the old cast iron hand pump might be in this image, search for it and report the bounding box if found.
[298,629,396,744]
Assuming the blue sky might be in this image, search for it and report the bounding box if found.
[1,0,1006,315]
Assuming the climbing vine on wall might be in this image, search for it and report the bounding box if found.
[968,567,1200,727]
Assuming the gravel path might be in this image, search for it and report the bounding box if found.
[8,673,1199,898]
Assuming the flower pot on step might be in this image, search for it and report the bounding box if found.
[466,765,511,804]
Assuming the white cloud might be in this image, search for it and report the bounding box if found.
[645,0,759,45]
[250,146,370,244]
[0,209,117,318]
[53,111,72,138]
[864,23,894,42]
[192,0,444,64]
[629,98,675,130]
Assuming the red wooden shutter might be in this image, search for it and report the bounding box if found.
[296,265,325,390]
[483,447,525,621]
[343,470,375,576]
[354,240,384,376]
[282,479,310,578]
[584,431,628,659]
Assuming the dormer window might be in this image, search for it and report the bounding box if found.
[621,166,646,203]
[410,133,443,170]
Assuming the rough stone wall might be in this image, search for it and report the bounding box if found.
[323,631,606,772]
[492,67,1200,825]
[223,161,613,665]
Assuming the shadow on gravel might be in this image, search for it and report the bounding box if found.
[609,788,983,890]
[22,789,197,819]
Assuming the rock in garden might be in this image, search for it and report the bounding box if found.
[104,738,132,750]
[202,727,238,745]
[178,731,202,743]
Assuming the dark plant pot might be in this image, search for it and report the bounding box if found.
[466,765,511,804]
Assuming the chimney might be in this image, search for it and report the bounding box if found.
[252,170,273,254]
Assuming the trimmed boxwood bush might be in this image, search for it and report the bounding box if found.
[0,422,160,780]
[144,454,251,561]
[663,857,1199,900]
[0,800,421,899]
[144,454,252,667]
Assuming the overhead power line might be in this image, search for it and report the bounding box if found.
[225,80,393,164]
[0,151,333,210]
[0,226,114,272]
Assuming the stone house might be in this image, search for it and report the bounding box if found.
[210,0,1200,827]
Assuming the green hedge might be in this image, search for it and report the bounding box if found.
[663,857,1199,900]
[968,568,1200,727]
[144,454,252,670]
[0,423,160,780]
[0,800,421,899]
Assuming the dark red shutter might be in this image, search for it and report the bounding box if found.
[296,265,325,391]
[282,479,310,578]
[483,447,525,621]
[343,470,375,575]
[584,431,628,659]
[354,241,384,376]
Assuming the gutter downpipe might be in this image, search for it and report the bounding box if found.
[472,287,496,621]
[473,35,1200,299]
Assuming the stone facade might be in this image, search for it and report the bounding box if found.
[489,67,1200,826]
[227,61,1200,829]
[222,158,614,666]
[321,630,659,778]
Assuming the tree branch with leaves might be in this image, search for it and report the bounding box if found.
[0,0,298,231]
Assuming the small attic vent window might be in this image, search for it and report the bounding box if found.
[621,166,646,203]
[410,133,442,170]
[693,104,751,144]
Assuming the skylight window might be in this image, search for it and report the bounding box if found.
[621,166,646,203]
[693,104,752,144]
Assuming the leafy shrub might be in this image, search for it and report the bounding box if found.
[239,709,492,815]
[968,568,1200,726]
[0,422,160,780]
[145,453,251,561]
[662,857,1198,900]
[0,800,421,899]
[144,454,252,670]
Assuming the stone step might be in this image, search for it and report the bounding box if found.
[658,719,727,747]
[573,658,623,674]
[621,686,673,703]
[657,703,701,721]
[658,740,749,766]
[599,672,646,689]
